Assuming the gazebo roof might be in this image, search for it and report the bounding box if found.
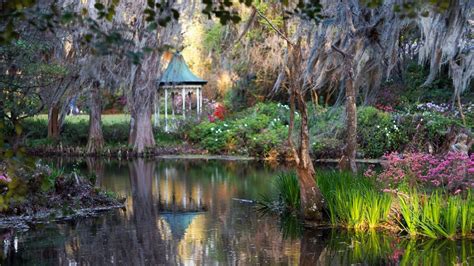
[159,52,207,86]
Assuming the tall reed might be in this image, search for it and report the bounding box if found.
[460,192,473,237]
[398,190,474,239]
[318,171,391,230]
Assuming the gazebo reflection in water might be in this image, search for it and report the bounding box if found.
[128,159,216,243]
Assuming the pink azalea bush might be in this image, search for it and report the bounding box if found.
[0,173,11,183]
[373,152,474,193]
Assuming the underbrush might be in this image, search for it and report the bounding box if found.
[189,101,470,158]
[0,160,122,217]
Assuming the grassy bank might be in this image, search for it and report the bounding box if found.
[23,114,181,148]
[17,101,473,158]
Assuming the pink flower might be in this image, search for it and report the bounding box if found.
[0,174,11,183]
[208,114,215,122]
[377,151,474,193]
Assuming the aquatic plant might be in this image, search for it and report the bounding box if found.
[397,190,474,239]
[460,192,473,237]
[365,190,392,229]
[318,171,391,230]
[274,171,300,211]
[257,171,300,215]
[397,191,421,237]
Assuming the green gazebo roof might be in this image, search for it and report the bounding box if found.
[159,53,207,86]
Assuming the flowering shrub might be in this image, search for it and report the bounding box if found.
[357,107,408,158]
[377,152,474,193]
[213,104,226,120]
[375,103,394,112]
[416,102,450,113]
[0,173,12,183]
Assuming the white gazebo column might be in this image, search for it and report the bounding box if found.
[154,91,160,127]
[165,88,168,132]
[182,87,186,119]
[171,92,175,118]
[196,87,200,116]
[199,87,202,115]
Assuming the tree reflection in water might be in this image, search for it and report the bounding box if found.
[1,159,473,265]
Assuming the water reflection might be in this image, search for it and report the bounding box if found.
[0,158,473,265]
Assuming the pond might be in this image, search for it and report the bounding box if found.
[1,159,473,265]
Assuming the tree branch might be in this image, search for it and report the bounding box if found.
[254,7,294,46]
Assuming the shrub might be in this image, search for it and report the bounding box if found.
[377,152,474,193]
[189,102,289,155]
[357,106,408,158]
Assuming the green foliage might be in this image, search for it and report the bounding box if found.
[357,106,408,158]
[400,63,454,105]
[257,171,300,218]
[317,171,391,230]
[274,171,300,211]
[41,167,63,192]
[260,169,393,231]
[0,39,67,131]
[189,102,289,155]
[397,190,474,239]
[203,24,224,55]
[398,190,421,237]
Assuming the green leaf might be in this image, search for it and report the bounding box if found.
[94,2,105,10]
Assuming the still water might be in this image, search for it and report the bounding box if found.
[1,159,473,265]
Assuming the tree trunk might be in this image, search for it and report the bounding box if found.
[130,107,155,154]
[127,53,158,154]
[295,89,324,221]
[86,82,104,154]
[285,42,324,221]
[339,76,358,173]
[47,105,60,139]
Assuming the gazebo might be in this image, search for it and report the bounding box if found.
[156,52,207,132]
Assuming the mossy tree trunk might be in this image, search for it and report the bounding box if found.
[47,105,60,140]
[287,41,324,221]
[128,62,156,154]
[86,81,104,154]
[339,75,357,173]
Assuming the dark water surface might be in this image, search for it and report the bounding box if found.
[1,159,473,265]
